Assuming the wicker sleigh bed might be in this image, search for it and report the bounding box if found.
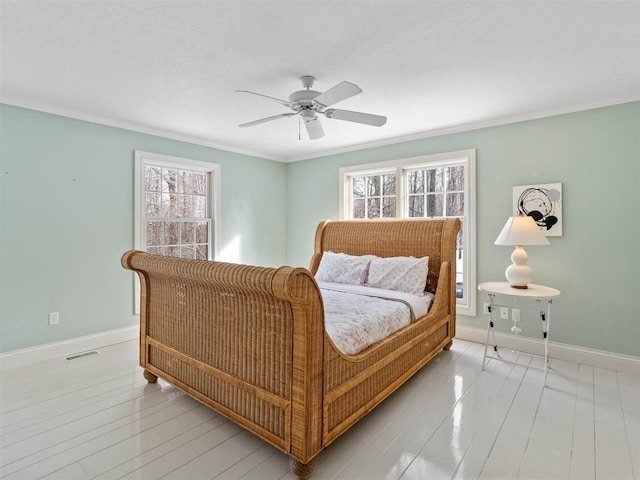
[121,218,460,479]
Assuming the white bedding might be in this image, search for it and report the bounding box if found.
[317,281,434,355]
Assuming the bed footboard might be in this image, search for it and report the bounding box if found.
[122,252,325,464]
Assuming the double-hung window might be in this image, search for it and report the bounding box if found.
[339,149,476,316]
[133,151,221,312]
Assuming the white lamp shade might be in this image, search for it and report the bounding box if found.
[494,215,550,246]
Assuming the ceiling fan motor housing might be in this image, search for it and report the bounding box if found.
[288,89,321,111]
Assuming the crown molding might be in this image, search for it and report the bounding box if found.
[0,97,283,163]
[3,94,638,164]
[284,94,640,162]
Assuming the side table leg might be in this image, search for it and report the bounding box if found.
[482,294,496,370]
[545,299,553,385]
[538,299,550,386]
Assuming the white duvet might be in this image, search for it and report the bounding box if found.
[317,281,434,355]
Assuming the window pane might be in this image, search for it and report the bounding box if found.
[164,245,180,257]
[145,192,161,216]
[366,175,380,197]
[178,170,193,194]
[426,193,443,217]
[145,166,161,192]
[164,221,179,245]
[178,194,193,217]
[446,192,464,216]
[162,169,177,192]
[353,199,365,218]
[147,246,163,255]
[367,198,380,218]
[408,195,424,217]
[181,221,195,244]
[193,173,207,195]
[161,193,178,217]
[193,196,206,218]
[196,244,208,260]
[146,221,163,246]
[353,177,366,198]
[407,170,424,194]
[382,197,396,217]
[180,246,195,259]
[382,174,396,195]
[447,165,465,191]
[425,168,444,193]
[195,222,208,244]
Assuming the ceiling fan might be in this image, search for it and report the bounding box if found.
[236,75,387,140]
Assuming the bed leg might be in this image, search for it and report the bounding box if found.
[443,339,453,351]
[290,458,314,479]
[143,369,158,383]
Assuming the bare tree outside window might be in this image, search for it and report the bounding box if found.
[144,165,210,260]
[405,166,465,298]
[351,173,396,219]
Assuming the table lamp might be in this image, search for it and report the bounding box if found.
[495,213,549,288]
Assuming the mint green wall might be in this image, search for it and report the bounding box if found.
[286,102,640,357]
[0,105,287,352]
[2,102,639,357]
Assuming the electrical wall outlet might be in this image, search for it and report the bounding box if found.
[500,307,509,320]
[48,312,60,326]
[512,308,521,321]
[483,303,491,314]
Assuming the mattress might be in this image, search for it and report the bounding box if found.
[317,281,434,355]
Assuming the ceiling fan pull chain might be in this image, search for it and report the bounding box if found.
[298,114,301,141]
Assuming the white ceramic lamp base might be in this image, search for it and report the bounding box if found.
[505,245,532,289]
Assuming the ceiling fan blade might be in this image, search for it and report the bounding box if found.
[235,90,292,108]
[239,113,295,127]
[313,81,362,108]
[304,117,325,140]
[324,108,387,127]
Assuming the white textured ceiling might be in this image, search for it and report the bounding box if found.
[2,1,639,161]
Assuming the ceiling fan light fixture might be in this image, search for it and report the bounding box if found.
[301,109,315,121]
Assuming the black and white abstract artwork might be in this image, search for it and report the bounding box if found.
[513,183,562,236]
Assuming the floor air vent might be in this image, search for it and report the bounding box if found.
[65,350,99,361]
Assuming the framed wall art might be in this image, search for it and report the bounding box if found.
[513,183,562,236]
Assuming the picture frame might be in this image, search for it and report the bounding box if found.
[513,183,562,236]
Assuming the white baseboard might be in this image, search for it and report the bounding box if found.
[0,326,139,371]
[456,325,640,376]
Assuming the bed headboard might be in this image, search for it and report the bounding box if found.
[310,218,460,294]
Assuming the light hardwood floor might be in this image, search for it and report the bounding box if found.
[1,339,638,480]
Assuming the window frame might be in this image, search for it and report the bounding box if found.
[339,149,476,316]
[133,150,221,313]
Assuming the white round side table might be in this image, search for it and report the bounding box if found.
[478,281,561,385]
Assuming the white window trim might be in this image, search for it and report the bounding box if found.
[133,150,221,314]
[338,149,476,316]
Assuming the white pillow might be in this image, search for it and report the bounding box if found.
[367,256,429,296]
[315,251,371,285]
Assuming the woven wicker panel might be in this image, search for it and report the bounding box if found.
[325,324,448,433]
[317,220,445,293]
[149,347,287,440]
[145,274,293,398]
